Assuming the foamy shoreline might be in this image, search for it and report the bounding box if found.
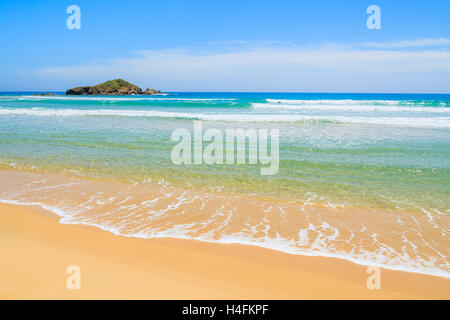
[2,197,449,280]
[1,202,449,299]
[0,168,448,280]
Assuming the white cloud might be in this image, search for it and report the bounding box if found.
[27,41,450,93]
[364,37,450,49]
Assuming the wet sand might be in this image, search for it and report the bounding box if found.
[0,202,449,299]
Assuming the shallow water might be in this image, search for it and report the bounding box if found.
[0,92,448,277]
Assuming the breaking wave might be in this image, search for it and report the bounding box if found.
[0,107,449,128]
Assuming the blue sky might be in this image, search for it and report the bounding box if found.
[1,0,449,92]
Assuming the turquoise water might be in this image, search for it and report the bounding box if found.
[0,92,449,277]
[0,92,448,212]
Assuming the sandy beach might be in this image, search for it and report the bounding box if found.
[0,202,449,300]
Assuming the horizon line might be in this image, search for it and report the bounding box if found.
[2,91,450,95]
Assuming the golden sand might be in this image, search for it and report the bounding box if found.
[0,202,449,299]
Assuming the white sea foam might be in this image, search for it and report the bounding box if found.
[254,102,450,113]
[266,99,446,106]
[1,197,449,279]
[1,107,449,128]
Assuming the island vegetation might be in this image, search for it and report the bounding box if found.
[66,79,163,95]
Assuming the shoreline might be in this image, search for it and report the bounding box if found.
[1,202,449,299]
[0,168,448,282]
[2,198,449,280]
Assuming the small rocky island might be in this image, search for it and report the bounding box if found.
[32,93,57,96]
[66,79,163,95]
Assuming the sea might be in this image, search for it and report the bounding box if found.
[0,92,448,278]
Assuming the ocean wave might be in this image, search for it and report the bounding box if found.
[1,196,449,279]
[0,107,449,128]
[254,102,450,113]
[266,99,450,107]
